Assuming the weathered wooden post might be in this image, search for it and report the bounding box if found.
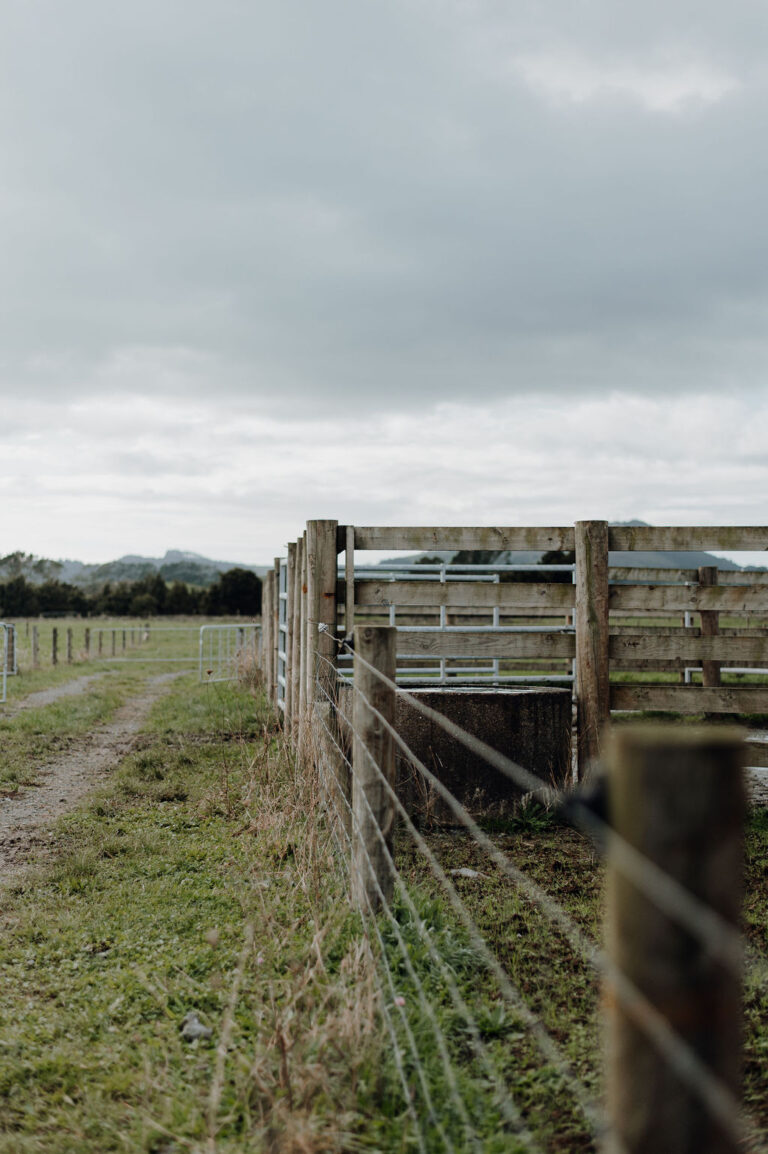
[574,520,610,779]
[32,625,39,668]
[262,570,274,699]
[297,532,308,752]
[604,726,744,1154]
[6,626,14,673]
[345,525,355,637]
[84,627,90,657]
[272,558,281,708]
[111,630,116,657]
[305,520,338,717]
[52,627,58,666]
[284,543,296,729]
[122,629,126,652]
[289,536,303,739]
[98,629,103,656]
[698,566,721,689]
[351,625,397,912]
[66,628,73,663]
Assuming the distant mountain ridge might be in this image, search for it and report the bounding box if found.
[0,550,268,589]
[381,521,744,571]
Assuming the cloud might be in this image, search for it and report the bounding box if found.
[1,390,765,563]
[512,50,739,112]
[0,0,765,416]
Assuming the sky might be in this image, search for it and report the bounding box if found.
[1,0,766,565]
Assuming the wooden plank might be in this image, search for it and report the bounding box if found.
[611,626,768,640]
[394,630,575,659]
[353,580,574,610]
[609,633,768,663]
[612,659,686,672]
[610,567,696,584]
[610,684,768,713]
[718,570,768,586]
[608,526,768,552]
[351,526,574,552]
[610,584,768,613]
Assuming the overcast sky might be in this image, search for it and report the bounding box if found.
[1,0,766,564]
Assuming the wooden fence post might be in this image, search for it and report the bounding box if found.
[262,571,274,700]
[305,520,338,720]
[98,629,103,657]
[290,536,303,739]
[345,525,355,636]
[297,532,308,752]
[6,626,14,673]
[574,520,610,779]
[351,625,397,912]
[699,566,721,689]
[284,543,296,730]
[52,627,58,666]
[66,628,73,663]
[122,629,126,652]
[32,625,39,668]
[272,558,281,708]
[605,726,744,1154]
[84,627,90,657]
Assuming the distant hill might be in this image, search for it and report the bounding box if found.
[380,521,743,571]
[0,550,268,589]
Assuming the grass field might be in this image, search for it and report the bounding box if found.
[0,644,766,1151]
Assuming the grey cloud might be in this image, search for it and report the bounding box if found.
[0,1,766,413]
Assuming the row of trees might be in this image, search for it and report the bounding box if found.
[0,568,262,619]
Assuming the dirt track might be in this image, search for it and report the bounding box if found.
[0,673,183,881]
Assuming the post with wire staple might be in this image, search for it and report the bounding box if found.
[351,625,397,912]
[604,726,745,1154]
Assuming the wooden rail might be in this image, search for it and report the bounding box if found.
[261,521,768,778]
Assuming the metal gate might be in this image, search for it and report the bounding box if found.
[199,624,261,683]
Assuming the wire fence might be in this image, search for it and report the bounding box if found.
[293,630,766,1153]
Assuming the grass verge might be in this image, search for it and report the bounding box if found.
[0,675,379,1153]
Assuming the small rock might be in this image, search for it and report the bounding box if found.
[449,867,489,880]
[180,1012,212,1042]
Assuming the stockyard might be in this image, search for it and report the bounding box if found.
[1,521,767,1154]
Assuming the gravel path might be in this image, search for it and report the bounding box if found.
[2,672,108,715]
[0,672,184,881]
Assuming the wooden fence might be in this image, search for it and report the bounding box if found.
[261,521,768,778]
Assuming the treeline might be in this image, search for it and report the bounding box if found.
[0,568,262,618]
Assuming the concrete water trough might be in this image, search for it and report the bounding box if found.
[336,684,572,824]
